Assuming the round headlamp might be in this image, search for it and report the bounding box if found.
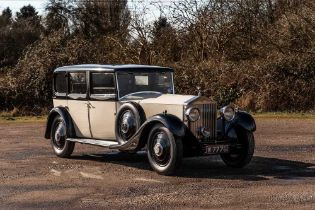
[221,105,235,121]
[185,107,200,122]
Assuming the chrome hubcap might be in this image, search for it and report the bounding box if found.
[149,130,171,166]
[55,123,65,143]
[53,122,66,149]
[153,143,163,157]
[121,111,133,134]
[119,110,136,141]
[121,122,129,134]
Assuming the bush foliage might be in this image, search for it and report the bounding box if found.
[0,0,314,114]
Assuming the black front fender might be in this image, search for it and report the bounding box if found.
[44,107,76,139]
[111,114,186,151]
[232,111,256,132]
[143,114,186,137]
[217,111,256,140]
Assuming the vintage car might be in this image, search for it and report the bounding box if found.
[44,64,256,175]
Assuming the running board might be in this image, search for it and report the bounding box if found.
[67,138,119,148]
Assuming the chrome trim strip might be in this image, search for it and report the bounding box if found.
[115,73,120,99]
[67,138,119,147]
[56,67,112,72]
[171,72,175,94]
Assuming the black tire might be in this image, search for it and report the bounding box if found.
[220,130,255,168]
[50,115,75,158]
[147,124,183,175]
[115,103,145,145]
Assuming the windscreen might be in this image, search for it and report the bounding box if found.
[117,71,174,98]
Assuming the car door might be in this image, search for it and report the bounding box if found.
[67,71,91,138]
[88,72,117,140]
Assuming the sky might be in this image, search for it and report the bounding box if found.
[0,0,46,14]
[0,0,173,20]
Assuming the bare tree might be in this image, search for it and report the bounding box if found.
[74,0,130,38]
[45,0,75,35]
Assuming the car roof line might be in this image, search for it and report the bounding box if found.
[54,64,174,72]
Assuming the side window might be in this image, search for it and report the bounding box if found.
[54,72,67,95]
[69,72,87,94]
[90,73,115,97]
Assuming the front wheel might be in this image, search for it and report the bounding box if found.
[220,130,255,168]
[50,116,75,158]
[147,124,183,175]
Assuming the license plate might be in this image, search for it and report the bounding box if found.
[205,145,230,154]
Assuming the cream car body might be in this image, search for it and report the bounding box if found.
[45,64,256,175]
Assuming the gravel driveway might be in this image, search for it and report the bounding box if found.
[0,118,314,209]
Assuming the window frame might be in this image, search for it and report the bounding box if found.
[67,71,88,100]
[53,71,67,98]
[116,71,175,100]
[88,71,117,101]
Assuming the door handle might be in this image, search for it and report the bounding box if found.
[85,102,94,108]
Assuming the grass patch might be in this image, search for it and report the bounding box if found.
[0,116,46,124]
[252,112,315,119]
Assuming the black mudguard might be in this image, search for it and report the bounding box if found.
[232,111,256,132]
[144,114,186,137]
[44,107,76,139]
[110,114,186,151]
[218,111,256,140]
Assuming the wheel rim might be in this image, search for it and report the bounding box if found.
[52,121,66,150]
[118,110,137,142]
[149,130,171,167]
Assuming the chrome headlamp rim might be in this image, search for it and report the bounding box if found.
[185,107,200,122]
[220,105,235,121]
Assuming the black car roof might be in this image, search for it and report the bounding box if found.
[54,64,173,73]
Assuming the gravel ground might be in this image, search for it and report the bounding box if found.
[0,118,314,209]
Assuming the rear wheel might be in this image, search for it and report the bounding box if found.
[147,124,183,175]
[220,130,255,168]
[50,116,75,158]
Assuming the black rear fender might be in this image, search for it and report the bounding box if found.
[44,107,75,139]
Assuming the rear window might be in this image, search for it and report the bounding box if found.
[69,72,87,94]
[90,73,115,95]
[54,72,67,94]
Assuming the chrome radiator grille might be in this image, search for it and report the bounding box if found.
[189,103,217,141]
